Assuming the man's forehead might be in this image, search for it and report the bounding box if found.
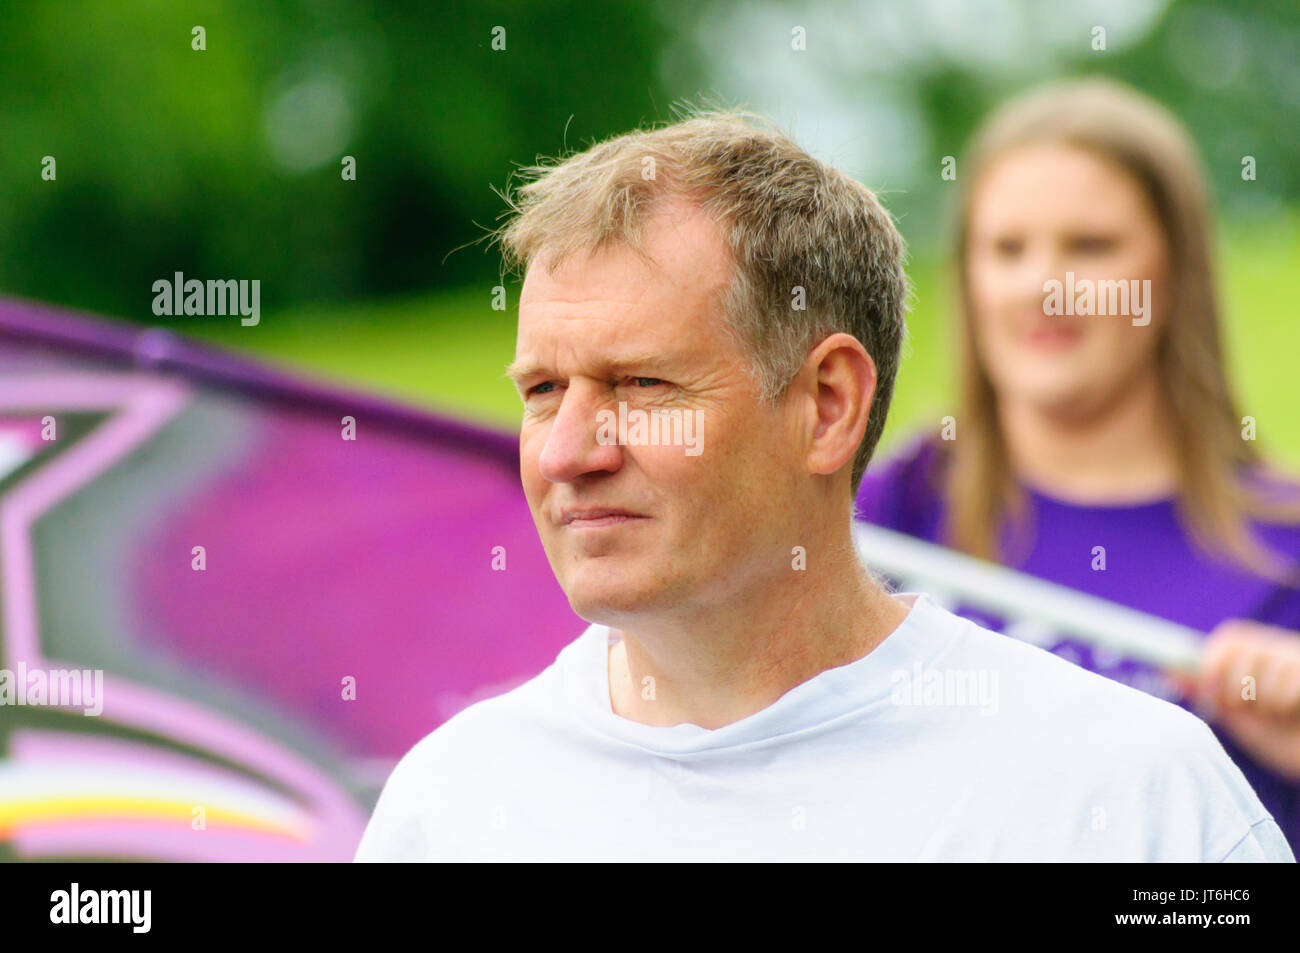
[519,255,660,310]
[510,297,696,372]
[505,345,691,385]
[511,201,736,379]
[511,280,732,383]
[521,201,731,303]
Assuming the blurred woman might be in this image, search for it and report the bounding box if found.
[856,78,1300,849]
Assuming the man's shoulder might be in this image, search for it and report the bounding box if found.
[927,602,1285,856]
[940,602,1213,742]
[910,599,1241,782]
[389,627,590,772]
[353,634,591,862]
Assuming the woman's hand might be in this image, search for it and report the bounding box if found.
[1175,620,1300,782]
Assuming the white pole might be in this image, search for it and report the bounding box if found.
[852,522,1203,673]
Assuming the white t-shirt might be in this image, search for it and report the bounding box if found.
[354,593,1294,861]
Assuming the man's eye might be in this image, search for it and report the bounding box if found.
[528,381,557,396]
[993,238,1024,257]
[629,377,664,388]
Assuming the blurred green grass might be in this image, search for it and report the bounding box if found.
[184,214,1300,469]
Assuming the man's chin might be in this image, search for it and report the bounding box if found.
[565,588,651,625]
[561,572,667,626]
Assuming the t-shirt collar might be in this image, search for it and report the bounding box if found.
[563,592,960,757]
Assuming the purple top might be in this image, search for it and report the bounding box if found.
[854,434,1300,852]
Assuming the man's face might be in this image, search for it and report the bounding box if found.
[510,198,803,626]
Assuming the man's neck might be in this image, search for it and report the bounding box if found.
[605,531,910,730]
[1000,374,1179,503]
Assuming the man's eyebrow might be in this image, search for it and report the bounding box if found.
[503,360,541,385]
[504,353,677,385]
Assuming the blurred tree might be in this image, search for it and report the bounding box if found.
[0,0,672,319]
[661,0,1300,247]
[0,0,1294,322]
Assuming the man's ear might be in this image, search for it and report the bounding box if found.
[801,333,877,479]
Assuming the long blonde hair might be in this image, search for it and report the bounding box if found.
[947,77,1300,582]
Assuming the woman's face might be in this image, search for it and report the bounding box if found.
[964,142,1170,421]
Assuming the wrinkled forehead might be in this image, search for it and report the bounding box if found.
[511,276,734,388]
[521,197,732,301]
[514,208,736,366]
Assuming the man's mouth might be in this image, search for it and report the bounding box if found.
[561,507,647,529]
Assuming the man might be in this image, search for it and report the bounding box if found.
[355,110,1293,861]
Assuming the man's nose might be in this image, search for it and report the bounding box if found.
[536,383,623,483]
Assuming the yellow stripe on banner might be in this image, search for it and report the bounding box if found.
[0,797,309,842]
